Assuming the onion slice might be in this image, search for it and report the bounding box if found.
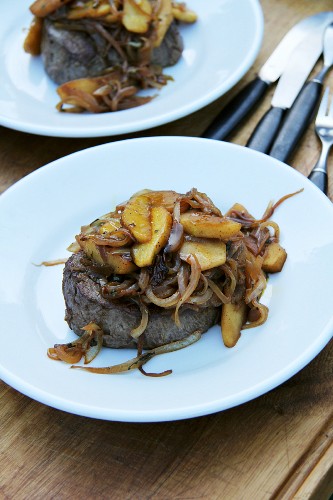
[164,220,184,253]
[34,258,67,267]
[206,278,230,304]
[47,322,103,364]
[71,331,202,374]
[145,287,180,308]
[243,300,268,329]
[174,254,201,326]
[131,298,149,339]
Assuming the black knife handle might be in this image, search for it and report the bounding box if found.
[308,169,328,194]
[269,81,323,163]
[246,106,285,153]
[202,77,270,141]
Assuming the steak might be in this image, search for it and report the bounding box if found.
[63,252,220,349]
[41,18,184,85]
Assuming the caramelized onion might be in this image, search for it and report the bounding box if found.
[259,189,303,223]
[35,258,68,267]
[139,366,172,377]
[81,323,104,364]
[243,300,268,329]
[145,287,180,308]
[174,254,201,326]
[187,288,213,305]
[177,263,190,296]
[131,298,149,339]
[138,268,150,292]
[165,253,181,273]
[192,189,222,216]
[164,220,184,253]
[260,220,280,241]
[245,269,267,304]
[67,241,81,253]
[244,227,271,257]
[245,251,264,284]
[80,228,133,247]
[71,331,202,374]
[197,273,209,295]
[220,263,237,296]
[48,323,103,364]
[206,278,230,304]
[102,280,139,298]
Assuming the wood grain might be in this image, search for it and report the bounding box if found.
[0,1,333,498]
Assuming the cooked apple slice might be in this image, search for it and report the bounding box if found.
[132,206,172,267]
[172,4,197,23]
[97,219,122,234]
[122,194,152,243]
[122,0,152,33]
[221,301,248,348]
[87,213,121,232]
[153,0,173,47]
[147,190,180,213]
[77,238,137,274]
[23,16,43,55]
[179,240,226,271]
[262,243,287,273]
[225,202,252,215]
[180,211,242,240]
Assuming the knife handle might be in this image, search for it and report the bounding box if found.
[269,81,323,163]
[246,106,285,153]
[308,169,328,194]
[202,77,270,140]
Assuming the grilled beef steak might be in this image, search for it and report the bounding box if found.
[41,18,184,85]
[63,252,220,349]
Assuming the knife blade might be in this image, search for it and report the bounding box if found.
[246,25,327,153]
[202,11,333,141]
[269,23,333,163]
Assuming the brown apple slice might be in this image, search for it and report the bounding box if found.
[180,211,242,240]
[122,194,152,243]
[179,239,226,271]
[147,190,180,213]
[132,206,172,267]
[221,301,248,348]
[262,243,287,273]
[122,0,152,33]
[77,238,137,274]
[153,0,173,47]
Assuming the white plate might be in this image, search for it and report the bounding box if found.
[0,0,263,137]
[1,137,333,422]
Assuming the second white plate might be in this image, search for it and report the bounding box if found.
[0,137,333,422]
[0,0,263,137]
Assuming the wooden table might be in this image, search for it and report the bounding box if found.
[1,1,332,498]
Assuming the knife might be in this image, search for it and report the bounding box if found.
[269,22,333,163]
[246,25,327,153]
[202,12,333,141]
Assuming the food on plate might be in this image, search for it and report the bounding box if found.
[24,0,197,113]
[48,188,300,375]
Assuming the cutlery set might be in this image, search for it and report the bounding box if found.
[203,12,333,195]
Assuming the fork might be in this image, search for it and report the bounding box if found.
[308,87,332,194]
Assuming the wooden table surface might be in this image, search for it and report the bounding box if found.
[1,1,332,498]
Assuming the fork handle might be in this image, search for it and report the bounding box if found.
[269,81,323,163]
[308,169,328,193]
[308,141,330,194]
